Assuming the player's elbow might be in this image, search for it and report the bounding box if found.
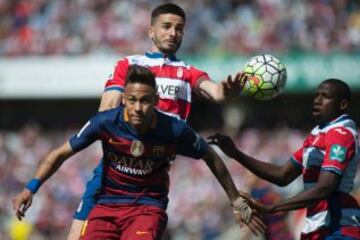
[275,179,290,187]
[313,185,335,199]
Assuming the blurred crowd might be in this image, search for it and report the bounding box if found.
[1,123,359,240]
[0,0,360,57]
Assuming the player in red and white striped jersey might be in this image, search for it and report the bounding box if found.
[209,79,360,239]
[67,3,249,240]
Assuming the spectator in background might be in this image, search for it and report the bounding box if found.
[0,0,360,56]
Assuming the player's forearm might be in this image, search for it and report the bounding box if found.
[204,147,240,201]
[270,186,331,213]
[98,90,123,112]
[33,142,74,184]
[233,151,286,186]
[198,80,227,104]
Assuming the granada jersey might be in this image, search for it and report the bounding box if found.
[69,106,208,209]
[104,51,210,120]
[290,114,360,239]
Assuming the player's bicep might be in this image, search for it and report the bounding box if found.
[323,127,356,174]
[316,171,340,195]
[281,161,302,185]
[197,79,219,101]
[177,125,208,159]
[57,141,77,159]
[99,90,124,111]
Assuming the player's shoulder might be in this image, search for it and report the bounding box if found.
[113,54,143,66]
[95,106,124,125]
[156,111,189,136]
[323,116,358,141]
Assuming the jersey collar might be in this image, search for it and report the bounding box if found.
[123,107,157,130]
[318,114,349,129]
[145,51,178,61]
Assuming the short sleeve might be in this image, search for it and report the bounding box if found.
[69,115,102,152]
[322,127,356,175]
[176,124,208,159]
[188,65,210,90]
[290,147,304,171]
[104,58,129,92]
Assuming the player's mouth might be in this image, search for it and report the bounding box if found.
[165,40,176,46]
[312,106,321,116]
[131,114,145,122]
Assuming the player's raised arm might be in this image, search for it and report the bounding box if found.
[201,146,266,236]
[12,141,75,221]
[197,73,247,104]
[208,133,301,186]
[99,90,123,111]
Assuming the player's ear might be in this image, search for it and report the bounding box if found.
[339,99,349,111]
[148,26,154,40]
[122,93,126,105]
[154,93,159,106]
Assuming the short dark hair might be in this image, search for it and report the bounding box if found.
[321,78,351,101]
[151,3,185,25]
[125,65,156,90]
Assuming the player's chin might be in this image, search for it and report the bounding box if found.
[312,111,323,123]
[162,44,180,53]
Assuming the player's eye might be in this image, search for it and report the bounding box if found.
[162,23,171,29]
[175,26,184,34]
[127,98,136,104]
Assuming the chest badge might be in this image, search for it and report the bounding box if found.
[130,140,145,157]
[177,67,183,78]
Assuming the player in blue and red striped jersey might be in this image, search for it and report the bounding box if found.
[209,79,360,239]
[12,65,265,240]
[67,2,248,239]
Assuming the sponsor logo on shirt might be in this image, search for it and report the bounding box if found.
[130,140,144,157]
[177,67,183,78]
[330,144,347,162]
[156,84,181,97]
[107,151,155,176]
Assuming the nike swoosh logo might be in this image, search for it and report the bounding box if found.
[136,230,150,235]
[109,138,125,146]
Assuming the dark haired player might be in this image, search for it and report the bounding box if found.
[209,79,360,239]
[13,65,264,240]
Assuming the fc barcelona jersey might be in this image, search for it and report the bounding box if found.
[69,106,208,209]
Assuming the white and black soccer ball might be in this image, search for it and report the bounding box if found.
[242,54,287,100]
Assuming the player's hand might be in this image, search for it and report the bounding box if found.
[221,72,248,101]
[207,133,238,158]
[239,191,272,214]
[231,196,266,236]
[12,189,33,221]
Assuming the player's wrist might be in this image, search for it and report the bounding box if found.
[25,178,42,194]
[231,196,252,224]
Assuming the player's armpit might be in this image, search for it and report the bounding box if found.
[98,90,123,112]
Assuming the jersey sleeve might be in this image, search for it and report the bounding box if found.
[69,115,102,152]
[104,58,129,92]
[188,65,210,91]
[176,124,209,159]
[322,127,356,175]
[290,147,304,171]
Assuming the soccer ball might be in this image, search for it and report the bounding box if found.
[242,54,287,100]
